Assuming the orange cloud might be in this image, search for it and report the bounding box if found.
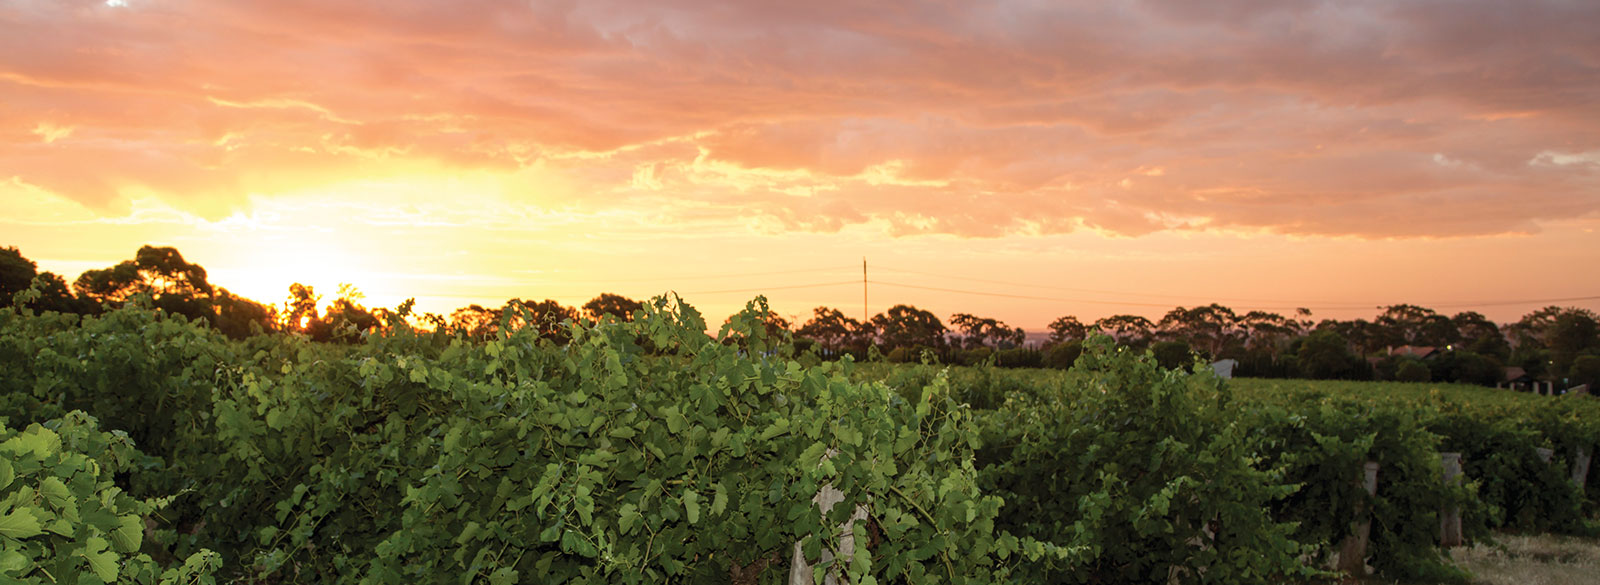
[1,0,1596,236]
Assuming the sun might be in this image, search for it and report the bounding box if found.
[203,232,383,314]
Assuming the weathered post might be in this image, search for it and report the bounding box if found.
[1440,453,1463,547]
[1338,461,1381,575]
[1538,447,1555,464]
[791,449,870,585]
[1574,445,1592,491]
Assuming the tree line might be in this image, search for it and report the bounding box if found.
[788,301,1599,390]
[4,245,1596,388]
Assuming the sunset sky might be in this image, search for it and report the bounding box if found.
[4,0,1598,331]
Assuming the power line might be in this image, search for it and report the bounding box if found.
[873,265,1354,305]
[521,266,855,284]
[876,278,1363,310]
[872,266,1600,312]
[1421,295,1600,308]
[681,280,862,295]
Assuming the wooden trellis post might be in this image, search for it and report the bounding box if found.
[1337,461,1380,575]
[1440,453,1463,547]
[1574,445,1592,491]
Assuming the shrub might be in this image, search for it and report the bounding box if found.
[1397,360,1431,383]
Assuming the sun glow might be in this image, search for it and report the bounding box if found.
[205,230,383,314]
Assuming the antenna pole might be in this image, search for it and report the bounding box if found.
[862,257,868,323]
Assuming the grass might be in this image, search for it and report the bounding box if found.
[1353,533,1600,585]
[1442,533,1600,585]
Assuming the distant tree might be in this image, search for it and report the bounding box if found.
[74,245,215,322]
[956,346,995,366]
[1157,304,1239,358]
[507,298,579,342]
[1433,351,1501,386]
[1316,319,1381,357]
[75,246,213,302]
[1093,314,1155,349]
[797,306,866,353]
[17,271,91,315]
[0,246,38,305]
[1046,315,1089,345]
[1297,329,1368,380]
[1043,341,1084,370]
[870,304,947,351]
[1569,355,1600,390]
[1508,306,1600,377]
[284,283,322,330]
[583,293,643,322]
[321,284,380,342]
[449,304,501,340]
[213,288,276,339]
[1238,311,1301,356]
[1374,304,1455,348]
[1396,360,1431,383]
[1452,311,1510,359]
[1549,310,1599,356]
[1508,306,1564,349]
[1150,340,1195,370]
[949,313,1025,350]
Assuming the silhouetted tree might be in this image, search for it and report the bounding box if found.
[450,304,500,340]
[1374,304,1454,348]
[1046,315,1089,345]
[1316,319,1381,357]
[870,304,947,352]
[0,249,90,314]
[1093,314,1155,349]
[1157,304,1238,358]
[507,298,579,342]
[1508,306,1600,378]
[0,246,36,305]
[583,293,643,322]
[284,283,321,330]
[74,245,215,322]
[797,306,866,353]
[213,289,276,339]
[949,313,1025,350]
[1297,329,1369,380]
[1150,340,1196,370]
[1238,311,1301,355]
[1452,311,1510,359]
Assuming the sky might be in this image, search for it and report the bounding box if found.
[3,0,1599,331]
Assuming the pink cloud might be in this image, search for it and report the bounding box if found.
[0,0,1595,235]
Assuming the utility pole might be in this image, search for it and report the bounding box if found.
[862,257,868,324]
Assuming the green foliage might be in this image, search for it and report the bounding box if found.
[1569,355,1600,390]
[0,411,218,584]
[1235,379,1600,536]
[4,296,1075,584]
[1397,360,1431,383]
[9,296,1600,584]
[1296,329,1370,380]
[1233,385,1472,580]
[978,336,1309,584]
[1042,341,1083,370]
[1149,340,1193,370]
[992,348,1041,369]
[1,247,40,308]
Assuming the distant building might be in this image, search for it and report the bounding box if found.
[1499,366,1531,389]
[1211,359,1238,379]
[1388,346,1440,360]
